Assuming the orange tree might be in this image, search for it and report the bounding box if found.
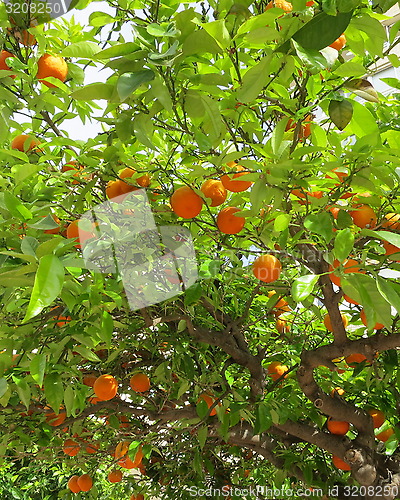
[1,0,400,498]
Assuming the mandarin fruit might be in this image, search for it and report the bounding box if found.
[216,207,245,234]
[93,374,118,401]
[252,254,282,283]
[170,186,203,218]
[200,179,227,207]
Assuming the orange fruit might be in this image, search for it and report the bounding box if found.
[220,162,253,192]
[67,476,81,493]
[383,240,400,260]
[11,134,40,152]
[130,495,145,500]
[114,441,130,459]
[216,207,245,234]
[332,455,351,471]
[36,54,68,88]
[108,470,123,483]
[118,447,143,469]
[85,442,99,454]
[267,361,288,381]
[323,313,348,332]
[285,115,312,139]
[268,290,289,310]
[276,319,290,334]
[328,258,364,288]
[119,167,151,188]
[55,315,71,327]
[329,34,346,51]
[130,373,150,393]
[77,474,93,492]
[82,374,97,387]
[252,254,282,283]
[66,219,96,249]
[8,17,38,46]
[327,417,350,435]
[200,179,227,207]
[330,387,345,397]
[46,411,66,427]
[170,186,203,218]
[382,213,400,230]
[0,50,16,77]
[376,427,394,442]
[93,374,118,401]
[61,161,91,184]
[198,393,218,416]
[106,179,130,201]
[360,309,384,330]
[63,439,80,457]
[265,0,293,11]
[349,204,377,229]
[345,353,368,367]
[368,409,385,429]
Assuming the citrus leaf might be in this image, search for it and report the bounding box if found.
[328,99,353,130]
[117,70,155,101]
[292,274,319,302]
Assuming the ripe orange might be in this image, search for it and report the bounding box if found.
[285,115,312,139]
[382,213,400,230]
[119,167,151,188]
[265,0,293,11]
[67,476,81,493]
[345,353,368,367]
[82,374,97,387]
[118,447,143,468]
[85,442,99,454]
[267,361,288,381]
[93,374,118,401]
[252,254,282,283]
[198,393,218,416]
[328,258,364,288]
[332,455,351,471]
[220,161,253,192]
[376,427,394,442]
[130,494,145,500]
[200,179,227,207]
[383,240,400,260]
[0,50,15,77]
[108,470,123,483]
[276,319,290,334]
[360,309,384,330]
[36,54,68,88]
[329,34,346,51]
[66,219,96,249]
[216,207,245,234]
[330,387,345,397]
[46,411,66,427]
[268,290,289,310]
[77,474,93,492]
[323,313,348,332]
[63,439,80,456]
[327,417,350,435]
[130,373,150,393]
[170,186,203,218]
[349,204,377,229]
[114,441,130,459]
[368,409,385,429]
[61,161,91,184]
[11,134,40,152]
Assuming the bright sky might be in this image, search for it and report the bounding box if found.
[58,1,132,140]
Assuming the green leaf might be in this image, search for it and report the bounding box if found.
[0,379,8,399]
[146,22,181,37]
[44,373,64,413]
[328,99,353,131]
[99,311,113,349]
[292,40,328,72]
[291,274,319,302]
[304,212,334,242]
[184,283,203,306]
[254,402,272,434]
[375,230,400,247]
[29,353,46,387]
[271,118,290,158]
[236,55,273,103]
[64,385,75,417]
[117,70,155,101]
[24,255,64,322]
[182,29,223,55]
[334,228,354,262]
[94,42,138,59]
[333,62,366,77]
[61,42,100,58]
[376,277,400,316]
[274,214,291,232]
[71,83,114,101]
[348,100,379,137]
[73,346,101,362]
[13,376,31,410]
[89,12,115,27]
[197,426,208,449]
[4,192,32,220]
[201,20,231,49]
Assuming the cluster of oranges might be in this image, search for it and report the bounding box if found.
[170,161,253,235]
